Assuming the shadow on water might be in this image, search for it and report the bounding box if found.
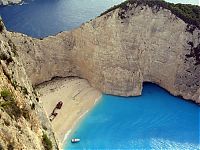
[65,83,199,149]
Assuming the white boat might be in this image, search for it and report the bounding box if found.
[71,138,80,143]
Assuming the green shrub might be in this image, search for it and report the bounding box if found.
[0,88,31,120]
[42,133,53,150]
[0,88,14,101]
[0,88,23,119]
[100,0,200,29]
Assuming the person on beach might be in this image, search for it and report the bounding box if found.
[49,101,63,121]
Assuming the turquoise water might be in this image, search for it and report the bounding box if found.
[65,83,199,149]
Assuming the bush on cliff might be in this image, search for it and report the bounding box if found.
[0,88,21,119]
[1,88,14,101]
[0,88,30,120]
[42,133,53,150]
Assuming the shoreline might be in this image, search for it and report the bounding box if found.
[36,77,102,148]
[62,94,101,147]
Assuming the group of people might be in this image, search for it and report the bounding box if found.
[49,101,63,121]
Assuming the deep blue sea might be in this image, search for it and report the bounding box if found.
[0,0,125,38]
[0,0,198,38]
[0,0,199,149]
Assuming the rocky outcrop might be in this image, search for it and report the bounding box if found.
[0,20,58,149]
[0,0,21,5]
[5,1,200,103]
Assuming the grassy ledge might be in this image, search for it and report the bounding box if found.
[42,133,53,150]
[100,0,200,29]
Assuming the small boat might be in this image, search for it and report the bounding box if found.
[71,138,80,143]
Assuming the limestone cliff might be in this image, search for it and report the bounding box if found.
[0,0,21,5]
[5,0,200,103]
[0,20,58,149]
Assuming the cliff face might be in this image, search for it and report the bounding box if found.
[0,20,58,149]
[8,2,200,103]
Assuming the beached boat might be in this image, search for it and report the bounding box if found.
[71,138,80,143]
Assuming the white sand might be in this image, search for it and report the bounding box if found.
[36,77,102,147]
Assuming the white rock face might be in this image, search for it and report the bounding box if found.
[0,0,21,5]
[7,5,200,103]
[0,20,58,149]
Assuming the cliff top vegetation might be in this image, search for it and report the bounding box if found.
[100,0,200,29]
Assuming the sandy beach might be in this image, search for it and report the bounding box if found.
[36,77,102,148]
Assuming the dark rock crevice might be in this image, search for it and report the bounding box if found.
[185,42,200,65]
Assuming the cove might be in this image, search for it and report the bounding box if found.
[0,0,199,149]
[64,83,199,149]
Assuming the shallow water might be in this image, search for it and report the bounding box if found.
[65,83,199,149]
[0,0,198,38]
